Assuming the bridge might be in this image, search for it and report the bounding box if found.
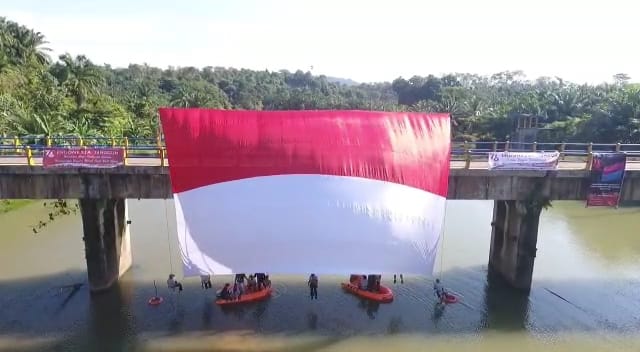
[1,138,639,201]
[1,137,639,295]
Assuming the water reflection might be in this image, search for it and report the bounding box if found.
[2,268,640,351]
[357,299,380,320]
[431,301,445,322]
[201,298,213,329]
[220,303,248,320]
[86,281,136,352]
[480,271,530,331]
[52,283,83,316]
[546,202,640,264]
[3,200,640,351]
[387,317,403,334]
[307,311,318,330]
[253,301,269,321]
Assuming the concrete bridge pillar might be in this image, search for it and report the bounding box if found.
[489,200,542,291]
[79,198,132,293]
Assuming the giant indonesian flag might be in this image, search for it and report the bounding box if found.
[159,109,451,277]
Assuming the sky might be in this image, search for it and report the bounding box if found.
[4,0,639,84]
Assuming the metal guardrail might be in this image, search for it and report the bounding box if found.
[449,141,640,169]
[1,136,640,169]
[0,136,165,166]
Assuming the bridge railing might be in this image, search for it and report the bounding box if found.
[0,136,164,162]
[1,136,640,168]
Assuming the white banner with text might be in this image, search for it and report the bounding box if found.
[488,151,560,170]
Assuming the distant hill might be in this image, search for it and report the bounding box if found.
[325,76,359,86]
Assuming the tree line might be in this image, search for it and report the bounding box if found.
[1,18,639,145]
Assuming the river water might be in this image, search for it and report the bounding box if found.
[1,200,640,351]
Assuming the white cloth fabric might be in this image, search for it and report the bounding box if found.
[173,175,446,277]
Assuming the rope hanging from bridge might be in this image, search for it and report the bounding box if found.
[435,199,461,305]
[438,199,449,279]
[163,198,174,275]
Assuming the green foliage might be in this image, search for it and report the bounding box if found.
[524,177,553,212]
[3,18,639,232]
[1,18,639,146]
[32,199,79,234]
[0,199,32,214]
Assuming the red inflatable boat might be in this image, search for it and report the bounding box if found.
[341,282,394,303]
[215,287,272,306]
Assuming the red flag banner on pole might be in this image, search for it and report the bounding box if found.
[159,108,451,277]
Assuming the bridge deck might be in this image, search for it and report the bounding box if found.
[1,157,639,170]
[1,156,639,201]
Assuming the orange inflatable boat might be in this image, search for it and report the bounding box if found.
[215,287,272,306]
[341,282,394,303]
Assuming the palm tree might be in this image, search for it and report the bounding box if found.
[124,114,155,138]
[0,18,51,66]
[14,27,51,65]
[170,86,194,107]
[64,114,98,139]
[56,54,104,108]
[0,93,64,135]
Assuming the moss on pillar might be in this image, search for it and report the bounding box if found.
[523,176,552,212]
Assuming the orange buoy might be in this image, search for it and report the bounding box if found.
[148,280,164,306]
[148,296,164,306]
[443,293,458,304]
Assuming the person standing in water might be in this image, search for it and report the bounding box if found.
[200,274,212,289]
[308,273,318,299]
[433,278,446,303]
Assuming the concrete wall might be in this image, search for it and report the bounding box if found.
[79,198,132,292]
[1,166,639,201]
[0,166,171,199]
[489,200,541,291]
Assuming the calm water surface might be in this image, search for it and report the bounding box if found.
[1,200,640,351]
